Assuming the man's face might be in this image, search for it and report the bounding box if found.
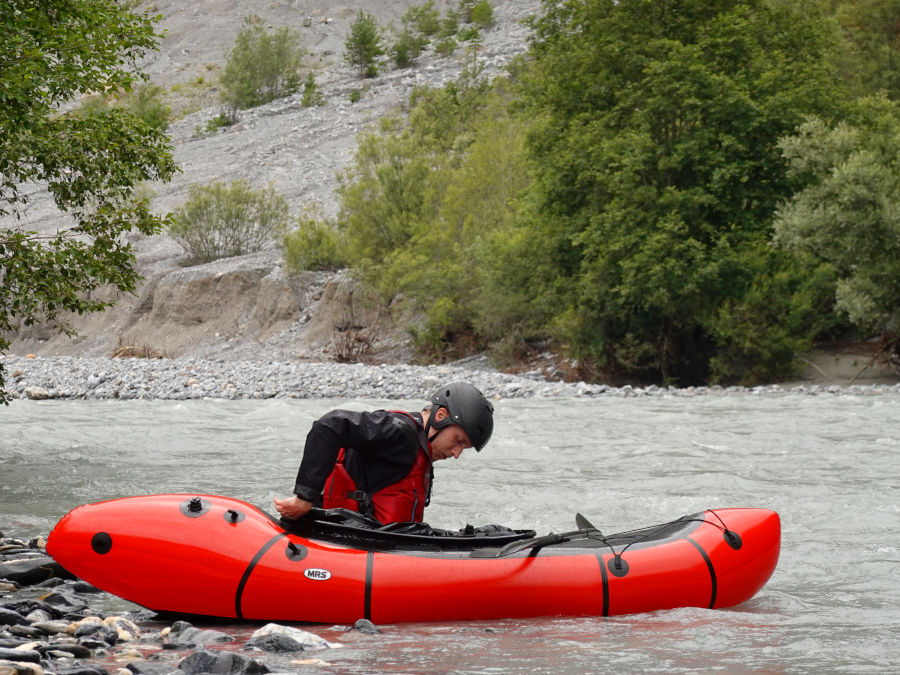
[430,423,473,461]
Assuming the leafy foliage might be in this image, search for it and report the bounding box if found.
[169,181,289,264]
[219,15,305,116]
[828,0,900,100]
[0,0,177,403]
[510,0,847,383]
[774,95,900,342]
[281,206,349,272]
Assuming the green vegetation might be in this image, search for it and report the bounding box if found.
[285,0,900,384]
[301,73,325,107]
[220,15,306,118]
[169,181,289,264]
[774,95,900,351]
[0,0,177,404]
[281,206,348,273]
[345,11,385,78]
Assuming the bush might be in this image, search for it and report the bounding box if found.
[280,207,349,272]
[220,15,305,116]
[344,11,384,78]
[435,36,458,56]
[469,1,495,28]
[301,73,324,107]
[403,2,441,37]
[76,84,172,130]
[119,83,171,130]
[391,29,427,68]
[170,180,290,264]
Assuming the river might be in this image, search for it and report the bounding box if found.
[2,394,898,673]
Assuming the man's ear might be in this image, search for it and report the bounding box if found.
[433,406,449,421]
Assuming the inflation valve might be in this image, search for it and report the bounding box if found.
[285,542,308,561]
[224,509,245,524]
[180,497,211,518]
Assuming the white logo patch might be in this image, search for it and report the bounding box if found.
[304,568,332,581]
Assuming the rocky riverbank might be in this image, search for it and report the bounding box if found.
[0,534,364,675]
[3,354,899,401]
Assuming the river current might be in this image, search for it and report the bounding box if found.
[2,394,898,673]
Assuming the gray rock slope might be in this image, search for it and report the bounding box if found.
[6,0,541,363]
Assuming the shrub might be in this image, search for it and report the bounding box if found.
[170,180,290,264]
[280,206,349,272]
[220,15,305,116]
[458,26,480,42]
[391,29,427,68]
[403,2,441,37]
[119,83,171,130]
[435,36,458,56]
[469,1,495,28]
[301,73,324,107]
[344,11,384,78]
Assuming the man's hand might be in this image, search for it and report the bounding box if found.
[273,495,313,520]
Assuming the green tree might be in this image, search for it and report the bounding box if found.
[773,95,900,356]
[512,0,846,383]
[829,0,900,99]
[220,15,305,117]
[169,181,289,264]
[332,65,528,359]
[0,0,177,404]
[344,11,385,77]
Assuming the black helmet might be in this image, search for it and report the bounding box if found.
[426,382,494,451]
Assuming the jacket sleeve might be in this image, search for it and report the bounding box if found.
[292,409,418,501]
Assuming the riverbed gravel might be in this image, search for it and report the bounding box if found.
[3,355,899,402]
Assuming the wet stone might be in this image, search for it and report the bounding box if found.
[5,628,43,640]
[179,649,269,675]
[0,661,45,675]
[0,609,27,627]
[165,621,233,645]
[125,662,182,675]
[0,641,27,650]
[351,618,381,635]
[0,649,40,663]
[245,633,304,653]
[30,621,69,636]
[54,666,110,675]
[36,592,86,614]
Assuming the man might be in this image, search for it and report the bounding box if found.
[274,381,494,524]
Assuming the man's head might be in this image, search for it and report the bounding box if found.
[424,382,494,459]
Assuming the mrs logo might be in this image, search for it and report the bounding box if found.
[304,568,332,581]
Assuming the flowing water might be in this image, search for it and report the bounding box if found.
[2,394,898,673]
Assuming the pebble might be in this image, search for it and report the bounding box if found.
[1,355,898,401]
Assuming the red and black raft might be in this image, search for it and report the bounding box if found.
[46,494,780,623]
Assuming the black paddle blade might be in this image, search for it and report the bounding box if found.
[576,512,599,533]
[575,513,603,537]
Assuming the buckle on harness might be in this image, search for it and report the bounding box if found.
[349,490,373,516]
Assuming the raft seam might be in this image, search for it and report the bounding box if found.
[596,554,610,617]
[234,532,287,619]
[685,536,717,609]
[365,550,374,620]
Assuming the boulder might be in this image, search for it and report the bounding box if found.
[178,649,269,675]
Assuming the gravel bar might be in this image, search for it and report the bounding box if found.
[3,355,900,401]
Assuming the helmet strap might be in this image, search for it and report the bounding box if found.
[424,406,453,444]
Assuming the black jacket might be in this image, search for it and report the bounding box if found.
[292,409,429,504]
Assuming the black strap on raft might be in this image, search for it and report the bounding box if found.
[349,490,374,517]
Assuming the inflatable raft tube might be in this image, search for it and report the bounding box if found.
[47,494,780,623]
